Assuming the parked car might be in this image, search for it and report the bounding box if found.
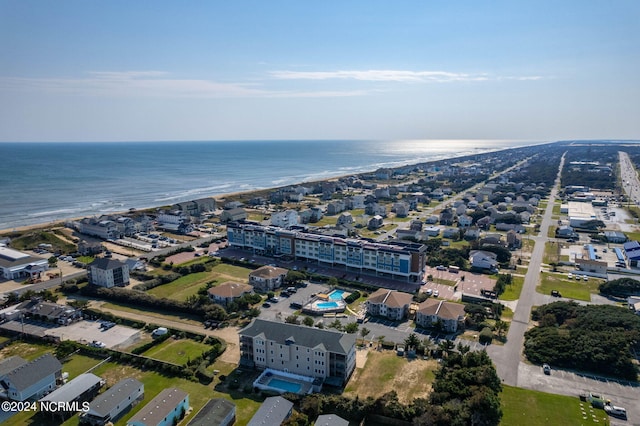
[604,405,627,419]
[426,289,433,296]
[433,290,439,297]
[543,363,551,375]
[551,290,561,297]
[262,302,271,308]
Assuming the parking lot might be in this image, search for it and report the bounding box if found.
[518,362,639,423]
[0,318,143,350]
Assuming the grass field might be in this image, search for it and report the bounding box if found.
[500,275,525,301]
[143,338,212,365]
[2,343,262,426]
[501,385,610,426]
[0,340,55,361]
[538,272,601,301]
[100,301,204,325]
[344,350,437,403]
[147,263,252,301]
[543,241,562,265]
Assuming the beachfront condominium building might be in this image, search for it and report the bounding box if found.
[227,223,427,282]
[365,289,413,321]
[88,258,130,288]
[239,319,356,387]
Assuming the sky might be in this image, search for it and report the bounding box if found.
[1,1,639,142]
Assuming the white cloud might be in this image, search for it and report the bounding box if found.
[270,69,542,83]
[0,71,368,99]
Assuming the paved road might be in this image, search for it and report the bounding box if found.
[487,153,566,386]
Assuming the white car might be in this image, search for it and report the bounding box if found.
[567,273,573,279]
[433,290,440,297]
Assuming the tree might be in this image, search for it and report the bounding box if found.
[457,342,470,355]
[344,322,359,334]
[48,256,58,266]
[329,319,343,331]
[303,316,314,327]
[438,339,455,356]
[360,327,370,342]
[404,333,420,351]
[494,320,508,339]
[285,314,300,324]
[377,335,386,350]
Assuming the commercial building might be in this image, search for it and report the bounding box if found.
[0,245,49,280]
[228,223,427,282]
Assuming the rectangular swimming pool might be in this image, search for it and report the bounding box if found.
[317,301,339,309]
[329,290,345,300]
[268,378,302,393]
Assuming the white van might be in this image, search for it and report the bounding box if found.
[605,405,627,419]
[152,327,168,338]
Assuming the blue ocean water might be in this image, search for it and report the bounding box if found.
[0,139,540,230]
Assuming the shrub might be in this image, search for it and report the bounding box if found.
[479,327,493,344]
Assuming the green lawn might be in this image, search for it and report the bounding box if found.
[624,230,640,242]
[148,271,210,300]
[501,385,610,426]
[500,275,525,301]
[3,347,262,426]
[538,272,601,301]
[543,241,562,265]
[61,353,105,378]
[0,340,55,361]
[143,338,212,365]
[547,225,558,239]
[147,263,252,301]
[100,301,204,325]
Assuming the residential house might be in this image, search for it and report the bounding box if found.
[220,208,247,223]
[457,214,473,228]
[365,202,387,217]
[249,266,288,292]
[78,240,104,256]
[187,398,236,426]
[442,228,459,239]
[17,298,81,325]
[81,378,144,426]
[480,234,505,247]
[310,207,324,222]
[367,215,384,230]
[207,282,253,306]
[173,198,216,216]
[156,210,193,234]
[0,353,62,401]
[76,218,120,240]
[127,387,189,426]
[365,289,413,321]
[506,230,521,249]
[239,319,357,386]
[40,373,104,415]
[469,250,498,271]
[0,245,49,280]
[439,208,454,225]
[393,202,409,218]
[424,226,441,237]
[327,200,346,215]
[409,219,423,231]
[88,258,130,288]
[315,414,349,426]
[555,225,578,239]
[425,215,439,225]
[476,216,492,230]
[247,396,293,426]
[463,228,481,241]
[415,299,466,332]
[271,210,300,228]
[336,212,354,227]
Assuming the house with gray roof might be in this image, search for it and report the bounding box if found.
[187,398,236,426]
[81,378,144,426]
[40,373,104,411]
[127,387,189,426]
[240,319,356,387]
[0,353,62,401]
[315,413,349,426]
[247,396,293,426]
[88,258,130,288]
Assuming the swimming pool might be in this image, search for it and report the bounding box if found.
[268,378,302,393]
[316,301,339,309]
[329,290,345,300]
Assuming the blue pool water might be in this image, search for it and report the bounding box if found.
[317,301,339,309]
[268,378,302,393]
[329,290,345,300]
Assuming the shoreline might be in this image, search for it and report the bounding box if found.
[0,141,554,236]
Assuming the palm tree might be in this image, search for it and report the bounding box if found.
[457,342,470,355]
[377,335,386,350]
[360,327,370,345]
[439,339,455,357]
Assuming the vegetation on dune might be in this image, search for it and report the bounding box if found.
[525,301,640,380]
[599,277,640,297]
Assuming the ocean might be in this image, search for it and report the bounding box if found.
[0,139,542,231]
